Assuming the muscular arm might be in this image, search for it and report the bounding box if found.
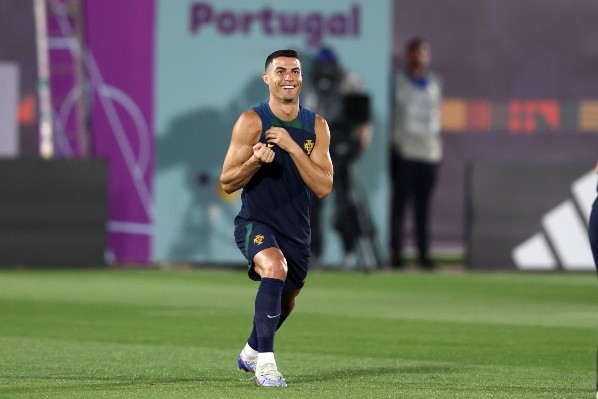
[265,115,333,199]
[220,110,274,194]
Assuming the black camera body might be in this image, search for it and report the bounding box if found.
[329,93,370,166]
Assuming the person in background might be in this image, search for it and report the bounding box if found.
[588,161,598,274]
[389,38,443,270]
[220,49,333,387]
[302,46,373,269]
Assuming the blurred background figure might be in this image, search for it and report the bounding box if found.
[302,46,378,270]
[389,38,443,270]
[589,161,598,274]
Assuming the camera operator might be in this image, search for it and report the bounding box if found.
[302,47,373,269]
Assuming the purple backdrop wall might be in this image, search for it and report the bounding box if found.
[85,0,155,263]
[393,0,598,251]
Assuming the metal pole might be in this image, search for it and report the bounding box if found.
[34,0,54,158]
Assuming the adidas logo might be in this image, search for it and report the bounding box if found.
[512,169,596,271]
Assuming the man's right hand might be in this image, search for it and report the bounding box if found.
[253,142,275,164]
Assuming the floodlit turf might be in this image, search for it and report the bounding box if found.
[0,268,596,398]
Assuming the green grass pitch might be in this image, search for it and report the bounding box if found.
[0,268,596,398]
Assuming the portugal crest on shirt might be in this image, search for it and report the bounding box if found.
[304,139,314,155]
[253,234,265,245]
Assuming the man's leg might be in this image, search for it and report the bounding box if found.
[390,153,413,267]
[250,248,288,387]
[413,161,437,269]
[240,287,301,374]
[235,221,288,383]
[254,278,284,357]
[238,279,284,374]
[279,288,301,328]
[253,287,302,348]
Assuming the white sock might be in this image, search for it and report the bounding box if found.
[257,352,276,367]
[243,343,258,358]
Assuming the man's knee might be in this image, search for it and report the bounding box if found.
[254,247,288,280]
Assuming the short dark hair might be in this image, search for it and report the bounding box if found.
[265,49,299,71]
[406,38,428,53]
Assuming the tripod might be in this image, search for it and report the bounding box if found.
[333,161,383,271]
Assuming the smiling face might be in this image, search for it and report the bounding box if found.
[263,56,303,104]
